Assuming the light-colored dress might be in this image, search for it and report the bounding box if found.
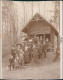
[19,49,24,66]
[14,55,19,68]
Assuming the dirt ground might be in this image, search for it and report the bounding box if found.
[2,54,60,79]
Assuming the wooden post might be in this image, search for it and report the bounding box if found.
[43,34,45,43]
[51,29,54,51]
[57,34,60,50]
[27,27,30,39]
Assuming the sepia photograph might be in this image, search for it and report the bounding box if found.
[2,1,60,79]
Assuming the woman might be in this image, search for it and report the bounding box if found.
[19,48,24,67]
[24,43,30,63]
[32,43,39,64]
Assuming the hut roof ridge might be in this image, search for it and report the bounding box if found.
[22,13,59,35]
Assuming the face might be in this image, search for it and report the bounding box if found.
[34,35,36,38]
[43,41,45,44]
[46,38,49,42]
[37,37,39,40]
[18,45,20,50]
[12,47,15,49]
[22,43,24,46]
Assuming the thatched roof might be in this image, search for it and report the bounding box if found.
[22,13,59,36]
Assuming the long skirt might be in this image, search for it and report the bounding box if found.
[24,51,30,63]
[19,54,24,66]
[32,50,39,64]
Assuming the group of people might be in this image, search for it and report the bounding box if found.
[8,35,50,70]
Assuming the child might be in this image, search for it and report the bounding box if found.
[7,55,14,71]
[14,54,19,69]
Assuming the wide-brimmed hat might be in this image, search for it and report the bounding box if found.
[16,44,22,46]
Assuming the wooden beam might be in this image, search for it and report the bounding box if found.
[51,29,54,51]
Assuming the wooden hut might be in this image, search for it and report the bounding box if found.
[22,13,59,51]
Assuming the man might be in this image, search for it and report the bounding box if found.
[46,38,50,52]
[33,34,37,44]
[28,41,33,62]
